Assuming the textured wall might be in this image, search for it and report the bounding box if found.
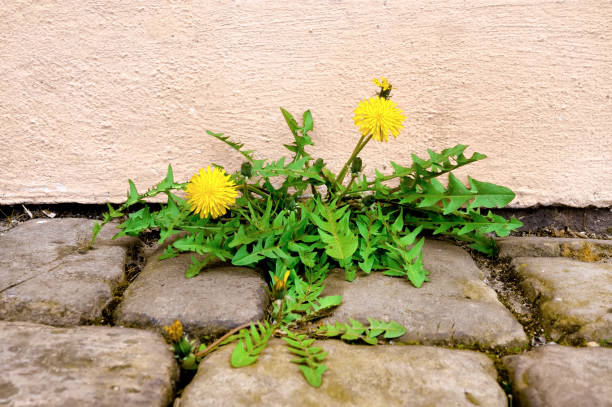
[1,0,611,207]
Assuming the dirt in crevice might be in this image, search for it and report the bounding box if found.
[100,241,146,326]
[490,354,515,407]
[468,249,547,349]
[497,206,612,238]
[169,369,198,407]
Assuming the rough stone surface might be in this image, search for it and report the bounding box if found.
[512,256,612,343]
[179,339,507,407]
[498,236,612,259]
[116,247,268,339]
[320,240,527,348]
[0,320,178,407]
[0,218,135,326]
[503,345,612,407]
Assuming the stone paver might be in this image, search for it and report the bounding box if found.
[179,339,507,407]
[0,320,178,407]
[498,236,612,259]
[116,246,269,339]
[4,219,610,406]
[512,256,612,343]
[320,240,528,348]
[503,345,612,407]
[0,219,135,326]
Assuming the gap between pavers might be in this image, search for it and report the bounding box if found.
[178,338,507,407]
[503,345,612,407]
[0,320,178,407]
[0,219,136,326]
[319,240,528,349]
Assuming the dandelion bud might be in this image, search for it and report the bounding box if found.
[240,161,253,178]
[351,157,363,174]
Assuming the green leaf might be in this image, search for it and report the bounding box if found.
[404,211,522,243]
[366,318,406,339]
[185,254,217,278]
[115,206,154,237]
[125,180,140,206]
[231,341,258,367]
[299,365,327,388]
[302,110,313,133]
[313,295,342,311]
[89,221,102,248]
[390,161,413,178]
[382,269,405,277]
[180,354,198,370]
[362,336,378,345]
[340,318,366,341]
[403,174,515,214]
[106,203,123,218]
[283,332,327,387]
[156,164,175,191]
[159,246,178,261]
[382,320,406,339]
[316,323,345,337]
[280,108,299,136]
[308,199,357,261]
[409,144,487,183]
[468,177,516,209]
[356,215,382,274]
[230,322,273,368]
[231,244,264,266]
[317,318,407,344]
[298,249,316,268]
[207,130,255,162]
[444,173,472,213]
[391,210,404,232]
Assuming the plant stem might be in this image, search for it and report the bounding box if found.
[275,297,286,328]
[247,184,269,197]
[336,175,357,202]
[242,181,252,205]
[310,184,320,199]
[335,134,372,186]
[193,321,253,358]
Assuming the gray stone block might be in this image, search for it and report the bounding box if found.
[0,219,135,326]
[116,247,269,339]
[320,240,528,348]
[0,320,178,406]
[180,339,507,407]
[503,345,612,407]
[512,256,612,342]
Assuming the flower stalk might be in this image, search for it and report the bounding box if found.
[335,134,372,187]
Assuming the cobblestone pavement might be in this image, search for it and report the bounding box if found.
[1,219,610,406]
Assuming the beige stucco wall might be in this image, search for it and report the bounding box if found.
[1,0,611,207]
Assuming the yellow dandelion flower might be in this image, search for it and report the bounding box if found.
[353,97,406,142]
[186,166,238,219]
[372,77,391,91]
[163,320,183,343]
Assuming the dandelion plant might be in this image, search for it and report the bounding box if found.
[97,77,522,387]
